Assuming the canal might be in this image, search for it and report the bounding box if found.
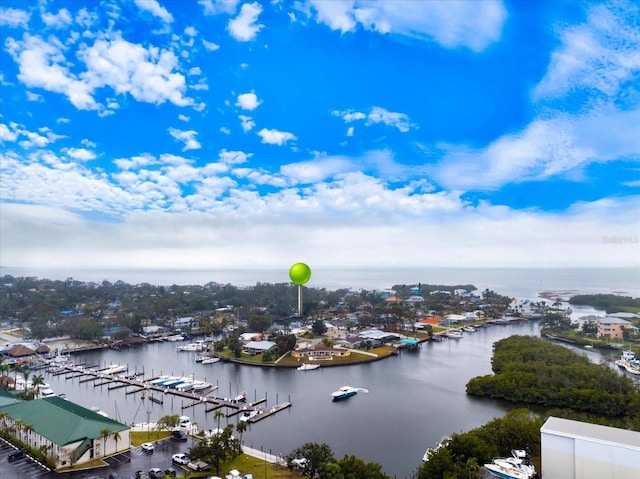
[37,320,585,478]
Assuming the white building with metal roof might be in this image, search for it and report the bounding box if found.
[541,416,640,479]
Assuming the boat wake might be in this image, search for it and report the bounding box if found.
[354,388,369,393]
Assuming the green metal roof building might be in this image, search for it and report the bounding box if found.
[0,390,130,469]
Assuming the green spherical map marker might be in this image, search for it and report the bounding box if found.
[289,262,312,285]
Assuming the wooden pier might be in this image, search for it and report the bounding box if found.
[44,362,292,425]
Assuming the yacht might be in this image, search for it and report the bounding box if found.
[331,386,357,401]
[445,330,464,339]
[485,449,536,479]
[202,356,220,364]
[297,363,320,371]
[177,340,206,352]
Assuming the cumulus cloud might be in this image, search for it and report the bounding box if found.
[257,128,297,145]
[168,127,202,151]
[236,92,261,110]
[5,33,193,111]
[228,2,263,41]
[304,0,507,52]
[202,39,221,51]
[64,147,97,161]
[239,115,256,132]
[134,0,174,22]
[0,7,30,28]
[41,8,73,28]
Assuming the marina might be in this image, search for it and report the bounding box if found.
[41,359,292,426]
[35,319,560,478]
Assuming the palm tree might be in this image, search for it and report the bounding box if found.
[31,374,45,399]
[100,427,111,457]
[214,409,224,431]
[113,430,121,453]
[235,420,248,450]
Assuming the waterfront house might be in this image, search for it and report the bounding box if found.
[0,391,130,469]
[595,317,634,340]
[291,346,351,360]
[242,340,276,355]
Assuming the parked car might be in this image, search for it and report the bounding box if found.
[148,468,163,479]
[172,453,190,465]
[164,468,177,478]
[7,449,25,462]
[141,442,155,452]
[134,471,149,479]
[187,460,210,471]
[171,430,188,441]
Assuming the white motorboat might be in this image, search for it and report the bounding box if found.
[615,351,640,375]
[331,386,357,401]
[484,449,536,479]
[191,381,212,391]
[445,330,463,339]
[201,357,220,364]
[101,364,128,375]
[297,363,320,371]
[178,340,206,352]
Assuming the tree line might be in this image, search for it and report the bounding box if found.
[466,336,640,422]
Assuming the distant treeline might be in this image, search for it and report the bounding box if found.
[466,336,640,421]
[568,294,640,313]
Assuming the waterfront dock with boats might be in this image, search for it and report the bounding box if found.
[43,359,293,424]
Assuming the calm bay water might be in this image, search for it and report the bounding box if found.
[3,266,639,300]
[39,320,574,479]
[7,266,639,476]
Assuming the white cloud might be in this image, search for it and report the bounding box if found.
[199,0,240,15]
[0,7,30,28]
[257,128,297,145]
[5,33,194,111]
[334,107,414,132]
[281,156,352,184]
[134,0,174,23]
[236,92,261,110]
[534,2,640,102]
[41,8,73,28]
[219,149,251,164]
[228,2,264,41]
[305,0,507,52]
[81,36,192,107]
[202,39,221,51]
[168,127,202,151]
[239,115,256,132]
[64,147,97,161]
[5,34,97,110]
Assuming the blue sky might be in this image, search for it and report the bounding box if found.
[1,0,639,282]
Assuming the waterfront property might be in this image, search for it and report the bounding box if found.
[0,390,130,469]
[292,346,351,360]
[540,417,640,479]
[595,317,635,340]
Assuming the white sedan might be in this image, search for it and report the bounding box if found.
[141,442,154,452]
[172,453,190,465]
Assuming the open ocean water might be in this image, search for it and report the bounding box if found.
[2,266,639,299]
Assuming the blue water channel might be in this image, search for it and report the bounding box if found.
[40,321,617,479]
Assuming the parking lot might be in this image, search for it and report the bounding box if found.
[1,437,191,479]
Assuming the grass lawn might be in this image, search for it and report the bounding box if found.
[199,454,305,479]
[131,430,171,446]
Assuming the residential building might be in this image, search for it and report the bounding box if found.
[596,317,633,340]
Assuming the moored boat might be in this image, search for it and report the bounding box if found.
[331,386,357,401]
[484,448,536,479]
[201,357,220,364]
[297,363,320,371]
